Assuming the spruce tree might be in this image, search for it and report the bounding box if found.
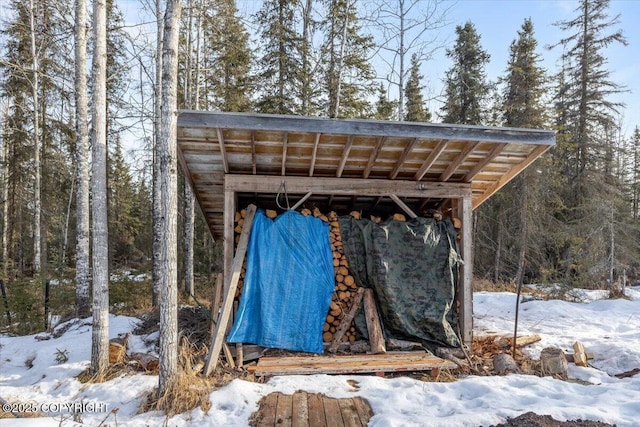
[372,83,397,121]
[320,0,376,118]
[440,21,490,125]
[404,53,431,122]
[254,0,303,114]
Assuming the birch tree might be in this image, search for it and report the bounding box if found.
[91,0,110,375]
[28,0,42,273]
[75,0,90,316]
[158,0,181,397]
[152,0,164,307]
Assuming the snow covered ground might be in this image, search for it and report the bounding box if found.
[1,287,639,427]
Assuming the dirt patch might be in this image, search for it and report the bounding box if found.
[486,411,616,426]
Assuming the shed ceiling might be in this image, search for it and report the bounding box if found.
[177,111,555,239]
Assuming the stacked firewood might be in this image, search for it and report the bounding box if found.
[232,207,361,344]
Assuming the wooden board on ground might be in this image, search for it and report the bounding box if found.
[251,351,456,376]
[253,392,373,427]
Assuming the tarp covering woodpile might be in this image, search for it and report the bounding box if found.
[228,210,334,354]
[339,216,461,350]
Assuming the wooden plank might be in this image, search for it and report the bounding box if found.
[257,392,278,427]
[388,194,417,219]
[439,141,479,181]
[291,392,309,427]
[307,393,327,427]
[275,393,293,427]
[363,288,386,354]
[309,133,321,177]
[389,137,419,179]
[363,136,386,178]
[215,128,229,173]
[223,343,236,368]
[204,204,257,376]
[225,174,472,199]
[281,132,288,176]
[458,195,473,345]
[337,135,355,178]
[414,139,448,181]
[473,144,551,209]
[323,396,345,427]
[339,398,363,427]
[210,273,223,340]
[463,143,506,182]
[257,351,455,367]
[353,398,374,425]
[328,288,365,353]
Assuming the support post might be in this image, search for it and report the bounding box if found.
[458,195,473,346]
[223,189,235,295]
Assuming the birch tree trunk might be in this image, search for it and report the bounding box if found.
[91,0,110,375]
[29,0,42,273]
[152,0,165,307]
[158,0,181,397]
[183,0,195,297]
[1,116,7,276]
[75,0,91,317]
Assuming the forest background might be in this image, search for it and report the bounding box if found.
[1,0,639,305]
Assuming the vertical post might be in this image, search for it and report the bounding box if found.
[44,280,50,330]
[458,195,473,346]
[223,188,235,295]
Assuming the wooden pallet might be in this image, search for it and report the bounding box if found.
[249,351,457,377]
[252,391,373,427]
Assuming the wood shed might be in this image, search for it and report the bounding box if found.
[176,111,555,375]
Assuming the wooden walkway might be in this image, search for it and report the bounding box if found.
[252,391,373,427]
[250,351,457,377]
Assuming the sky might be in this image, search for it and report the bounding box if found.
[1,285,639,426]
[434,0,639,137]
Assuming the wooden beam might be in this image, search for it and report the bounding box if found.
[418,198,431,213]
[363,136,386,178]
[389,138,419,180]
[309,133,321,177]
[388,194,417,218]
[439,141,479,182]
[463,143,506,182]
[336,135,355,178]
[204,204,257,376]
[363,288,386,354]
[281,132,288,176]
[225,174,472,199]
[458,195,473,346]
[291,191,313,210]
[223,189,235,294]
[250,131,257,175]
[414,139,448,181]
[215,128,229,173]
[209,273,223,341]
[328,288,365,353]
[473,145,550,209]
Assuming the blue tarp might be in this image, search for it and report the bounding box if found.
[227,210,334,354]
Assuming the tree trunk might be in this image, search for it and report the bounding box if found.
[515,179,527,285]
[29,0,42,273]
[158,0,181,397]
[152,0,165,307]
[1,119,8,276]
[75,0,91,317]
[494,208,504,283]
[91,0,110,375]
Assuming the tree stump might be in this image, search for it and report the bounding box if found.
[540,347,568,378]
[493,353,520,374]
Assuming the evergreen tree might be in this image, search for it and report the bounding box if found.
[254,0,303,114]
[203,0,253,112]
[404,53,431,122]
[440,21,490,125]
[320,0,376,118]
[372,83,397,120]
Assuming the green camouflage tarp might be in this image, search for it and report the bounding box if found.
[339,216,461,349]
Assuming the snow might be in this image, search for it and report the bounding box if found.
[1,287,639,426]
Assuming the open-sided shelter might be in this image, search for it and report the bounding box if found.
[176,111,555,356]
